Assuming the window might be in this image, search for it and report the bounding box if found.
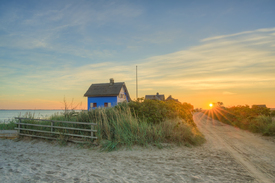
[93,103,97,108]
[104,103,111,107]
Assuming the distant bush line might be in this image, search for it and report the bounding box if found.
[207,105,275,136]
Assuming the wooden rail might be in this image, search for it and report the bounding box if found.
[15,117,97,141]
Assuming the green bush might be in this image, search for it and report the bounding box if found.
[51,101,204,151]
[9,100,204,151]
[0,119,17,130]
[249,115,272,133]
[264,121,275,136]
[94,107,204,151]
[211,105,275,136]
[127,100,194,125]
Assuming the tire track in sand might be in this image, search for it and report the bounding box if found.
[194,112,275,183]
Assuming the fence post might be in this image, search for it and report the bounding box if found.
[18,118,21,135]
[91,124,93,140]
[51,121,54,133]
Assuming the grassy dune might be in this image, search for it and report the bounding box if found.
[209,105,275,136]
[50,103,205,151]
[2,100,205,151]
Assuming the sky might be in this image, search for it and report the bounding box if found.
[0,0,275,110]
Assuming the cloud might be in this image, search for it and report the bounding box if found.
[37,26,275,92]
[0,94,9,98]
[201,27,275,42]
[138,88,153,91]
[136,27,275,91]
[223,91,236,95]
[0,1,143,59]
[1,27,275,99]
[133,30,181,44]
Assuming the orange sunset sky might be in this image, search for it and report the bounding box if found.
[0,1,275,110]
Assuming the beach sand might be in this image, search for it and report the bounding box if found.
[2,113,275,183]
[0,138,254,183]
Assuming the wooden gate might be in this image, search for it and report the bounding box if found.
[15,117,97,142]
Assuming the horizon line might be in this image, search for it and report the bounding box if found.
[0,109,85,110]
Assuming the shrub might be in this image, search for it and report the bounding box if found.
[11,100,204,151]
[127,100,194,125]
[160,118,205,146]
[95,102,204,151]
[0,119,17,130]
[249,115,272,133]
[55,101,203,151]
[211,105,275,136]
[264,121,275,136]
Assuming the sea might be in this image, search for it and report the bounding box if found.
[0,110,67,123]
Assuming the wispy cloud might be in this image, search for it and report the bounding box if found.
[202,27,275,42]
[0,1,143,59]
[2,29,275,94]
[136,27,275,91]
[1,27,275,103]
[223,91,236,95]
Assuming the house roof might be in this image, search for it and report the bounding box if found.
[145,93,165,101]
[84,81,131,101]
[252,105,267,108]
[166,95,179,102]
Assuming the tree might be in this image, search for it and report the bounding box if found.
[213,102,224,108]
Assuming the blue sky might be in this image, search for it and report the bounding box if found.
[0,0,275,109]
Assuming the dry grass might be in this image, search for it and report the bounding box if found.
[3,105,205,151]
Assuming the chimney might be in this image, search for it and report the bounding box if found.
[110,78,114,85]
[156,92,159,96]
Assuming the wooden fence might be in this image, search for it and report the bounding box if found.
[15,117,97,142]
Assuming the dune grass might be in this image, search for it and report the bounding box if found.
[249,115,275,136]
[47,106,205,151]
[0,119,17,130]
[3,101,205,151]
[85,107,205,151]
[210,106,275,136]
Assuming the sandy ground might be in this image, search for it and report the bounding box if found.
[0,113,274,183]
[194,112,275,183]
[0,130,17,139]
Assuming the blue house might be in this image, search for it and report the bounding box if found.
[84,78,131,110]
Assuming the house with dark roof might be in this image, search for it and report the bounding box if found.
[252,105,267,108]
[84,78,131,110]
[166,95,179,102]
[145,92,165,101]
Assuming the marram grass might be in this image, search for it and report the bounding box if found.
[4,105,205,151]
[211,106,275,136]
[72,106,205,151]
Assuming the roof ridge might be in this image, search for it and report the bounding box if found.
[84,82,128,98]
[92,82,124,85]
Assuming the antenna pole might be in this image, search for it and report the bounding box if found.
[136,65,138,100]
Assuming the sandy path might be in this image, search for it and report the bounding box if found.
[194,112,275,183]
[1,113,274,183]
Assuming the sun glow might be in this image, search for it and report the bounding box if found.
[209,103,213,107]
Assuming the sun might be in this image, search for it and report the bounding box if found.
[209,103,213,107]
